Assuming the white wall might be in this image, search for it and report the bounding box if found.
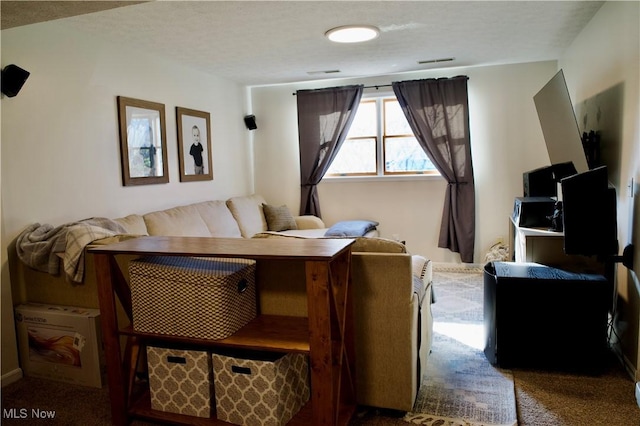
[1,22,252,381]
[250,61,557,263]
[560,1,640,377]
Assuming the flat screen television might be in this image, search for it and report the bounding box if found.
[561,166,618,257]
[534,69,590,174]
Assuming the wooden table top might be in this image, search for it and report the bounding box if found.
[88,235,355,261]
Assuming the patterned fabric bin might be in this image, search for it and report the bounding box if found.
[130,256,256,339]
[147,345,212,418]
[212,350,310,426]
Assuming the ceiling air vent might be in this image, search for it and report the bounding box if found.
[417,58,455,65]
[307,70,341,75]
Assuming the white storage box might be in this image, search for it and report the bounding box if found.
[14,303,103,388]
[147,345,212,418]
[130,256,257,339]
[212,351,310,426]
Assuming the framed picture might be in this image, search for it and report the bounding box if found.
[176,107,213,182]
[116,96,169,186]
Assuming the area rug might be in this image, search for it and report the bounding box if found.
[403,270,518,426]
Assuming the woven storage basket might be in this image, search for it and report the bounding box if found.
[212,350,310,426]
[147,345,212,418]
[130,256,256,340]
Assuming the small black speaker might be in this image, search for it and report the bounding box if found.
[523,165,555,197]
[244,115,257,130]
[1,64,30,98]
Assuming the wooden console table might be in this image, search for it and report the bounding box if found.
[90,236,356,425]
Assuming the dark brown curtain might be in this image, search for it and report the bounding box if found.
[392,77,476,262]
[296,85,363,217]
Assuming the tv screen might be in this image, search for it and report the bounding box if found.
[534,70,589,174]
[561,166,617,257]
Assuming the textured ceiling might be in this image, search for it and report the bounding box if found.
[2,1,604,86]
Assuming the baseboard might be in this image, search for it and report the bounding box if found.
[1,368,23,387]
[617,348,636,381]
[608,319,639,382]
[432,262,484,273]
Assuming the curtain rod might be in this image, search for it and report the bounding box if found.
[292,84,392,96]
[292,76,469,95]
[364,84,392,90]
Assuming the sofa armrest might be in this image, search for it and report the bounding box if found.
[294,215,325,229]
[411,254,432,285]
[351,252,419,409]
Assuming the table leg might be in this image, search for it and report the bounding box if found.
[306,251,355,426]
[94,253,127,426]
[306,260,334,425]
[333,250,356,409]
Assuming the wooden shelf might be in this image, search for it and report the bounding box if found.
[128,387,314,425]
[121,314,310,353]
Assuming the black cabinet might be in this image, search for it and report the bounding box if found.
[483,261,611,372]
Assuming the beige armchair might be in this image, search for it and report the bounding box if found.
[256,235,433,412]
[352,250,433,411]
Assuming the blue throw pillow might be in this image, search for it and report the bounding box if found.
[324,220,379,237]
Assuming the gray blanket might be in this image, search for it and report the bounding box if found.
[16,217,127,283]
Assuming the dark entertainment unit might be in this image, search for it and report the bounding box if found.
[488,70,635,371]
[483,262,610,371]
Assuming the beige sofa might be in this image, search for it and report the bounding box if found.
[9,194,433,412]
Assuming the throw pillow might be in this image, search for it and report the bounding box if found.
[262,204,298,232]
[324,220,379,237]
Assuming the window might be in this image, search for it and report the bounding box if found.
[326,96,438,177]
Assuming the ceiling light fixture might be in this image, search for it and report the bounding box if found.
[325,25,379,43]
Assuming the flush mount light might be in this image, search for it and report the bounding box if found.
[325,25,379,43]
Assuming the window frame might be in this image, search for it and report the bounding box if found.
[324,93,440,180]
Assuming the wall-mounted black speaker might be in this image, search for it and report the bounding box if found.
[1,64,30,98]
[244,115,257,130]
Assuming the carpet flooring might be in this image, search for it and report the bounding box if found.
[403,270,517,426]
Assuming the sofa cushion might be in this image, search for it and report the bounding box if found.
[262,204,298,232]
[294,215,325,230]
[193,201,242,237]
[143,205,211,237]
[351,237,407,253]
[226,194,268,238]
[113,214,148,235]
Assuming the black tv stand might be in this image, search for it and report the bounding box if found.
[483,262,611,372]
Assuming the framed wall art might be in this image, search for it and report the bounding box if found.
[117,96,169,186]
[176,107,213,182]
